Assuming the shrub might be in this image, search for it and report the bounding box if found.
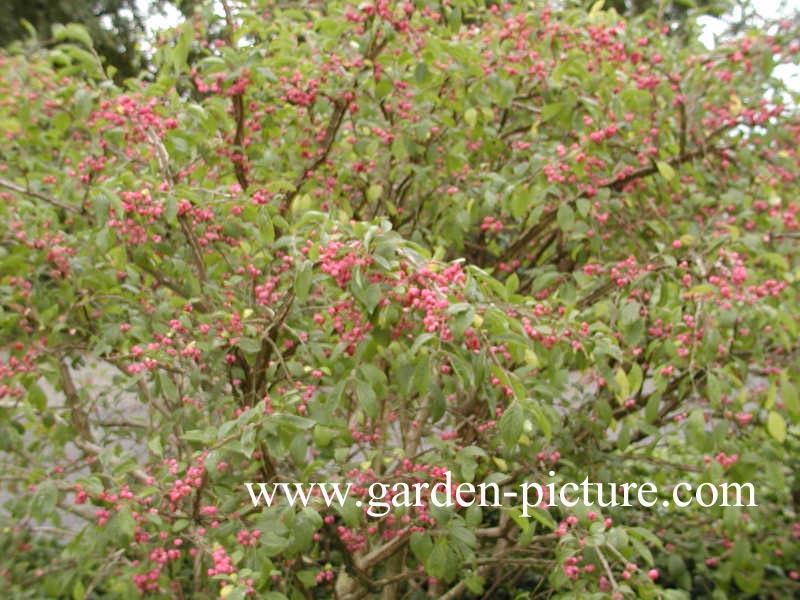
[0,1,798,598]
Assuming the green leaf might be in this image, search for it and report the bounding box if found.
[360,364,387,389]
[630,537,654,566]
[766,411,786,442]
[174,21,193,72]
[240,425,256,458]
[164,195,177,224]
[31,481,58,523]
[147,436,163,457]
[414,62,429,84]
[781,380,799,418]
[656,161,676,181]
[614,368,630,403]
[271,413,314,430]
[589,0,605,16]
[645,393,660,423]
[159,371,178,403]
[506,273,519,294]
[527,506,557,530]
[557,203,575,232]
[464,573,485,594]
[731,537,750,569]
[115,505,135,539]
[367,184,383,202]
[53,23,93,49]
[425,539,459,582]
[221,585,247,600]
[410,532,433,562]
[294,261,313,301]
[72,580,85,600]
[620,301,640,325]
[464,108,477,127]
[733,566,763,594]
[687,409,707,450]
[499,401,524,447]
[628,363,643,394]
[237,337,261,354]
[27,382,47,411]
[172,518,190,533]
[363,283,382,314]
[541,103,563,122]
[356,380,378,419]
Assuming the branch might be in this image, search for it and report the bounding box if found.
[356,528,411,571]
[497,209,557,266]
[58,356,151,484]
[279,34,388,216]
[144,127,208,286]
[497,126,736,268]
[127,247,212,312]
[177,214,208,285]
[606,146,707,193]
[439,518,518,600]
[58,357,95,446]
[252,290,294,399]
[0,176,82,215]
[220,0,249,190]
[596,546,619,591]
[280,96,348,215]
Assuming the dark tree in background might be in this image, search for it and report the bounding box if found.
[0,0,192,81]
[0,0,147,79]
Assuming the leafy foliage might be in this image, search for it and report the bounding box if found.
[0,1,798,599]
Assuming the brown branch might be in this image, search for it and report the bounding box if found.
[577,279,617,310]
[279,35,388,216]
[439,515,522,600]
[356,528,412,571]
[517,229,559,293]
[231,94,248,190]
[59,357,95,446]
[177,214,207,285]
[497,124,737,269]
[606,146,707,193]
[143,128,211,295]
[253,290,295,399]
[58,356,151,484]
[127,248,212,312]
[497,209,558,265]
[574,368,708,446]
[0,176,82,215]
[280,96,348,215]
[219,0,249,190]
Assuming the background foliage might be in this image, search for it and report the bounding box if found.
[1,0,798,598]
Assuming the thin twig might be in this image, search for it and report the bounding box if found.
[0,176,81,214]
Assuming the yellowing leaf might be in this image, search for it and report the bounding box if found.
[767,411,786,443]
[615,367,630,404]
[656,161,676,182]
[464,108,477,128]
[367,184,383,202]
[493,456,508,471]
[729,95,742,117]
[590,0,605,14]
